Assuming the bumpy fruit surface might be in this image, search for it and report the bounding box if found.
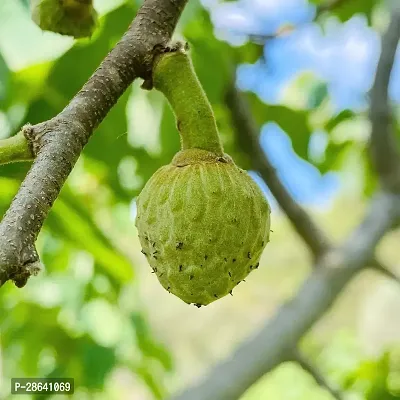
[135,149,271,306]
[31,0,97,38]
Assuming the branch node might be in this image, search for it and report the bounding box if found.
[13,260,42,288]
[22,123,45,156]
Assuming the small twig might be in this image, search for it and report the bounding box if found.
[369,4,400,192]
[0,130,33,165]
[292,349,345,400]
[370,259,400,286]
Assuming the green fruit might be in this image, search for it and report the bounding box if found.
[31,0,97,38]
[135,148,271,306]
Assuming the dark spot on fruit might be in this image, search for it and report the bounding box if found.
[228,271,232,277]
[229,290,233,296]
[200,264,203,267]
[261,241,265,246]
[144,236,149,241]
[189,275,194,280]
[254,262,259,269]
[224,258,227,262]
[153,250,158,254]
[141,249,147,256]
[167,286,171,292]
[179,265,183,272]
[194,303,202,308]
[232,258,236,262]
[214,294,218,298]
[232,218,237,223]
[248,252,252,259]
[151,267,157,273]
[152,242,156,247]
[218,157,227,163]
[159,272,164,277]
[176,242,183,249]
[237,281,240,285]
[271,229,274,233]
[241,242,244,245]
[204,255,208,260]
[153,255,158,260]
[249,265,253,270]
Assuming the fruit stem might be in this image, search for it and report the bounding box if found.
[152,46,224,156]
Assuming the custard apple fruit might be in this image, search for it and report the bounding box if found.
[31,0,97,38]
[135,148,271,307]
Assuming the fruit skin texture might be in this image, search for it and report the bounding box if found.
[31,0,97,38]
[135,149,271,306]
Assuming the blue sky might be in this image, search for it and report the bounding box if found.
[204,0,400,209]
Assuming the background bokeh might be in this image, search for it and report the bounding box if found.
[0,0,400,399]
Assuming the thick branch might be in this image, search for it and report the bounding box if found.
[225,84,330,258]
[0,0,188,287]
[369,6,400,192]
[292,349,345,400]
[170,192,400,400]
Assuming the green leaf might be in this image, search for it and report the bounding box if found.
[45,195,134,283]
[316,140,353,173]
[131,313,173,371]
[325,110,356,133]
[80,339,116,389]
[308,81,328,109]
[315,0,380,23]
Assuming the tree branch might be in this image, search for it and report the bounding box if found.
[0,0,188,288]
[225,84,330,258]
[0,128,33,165]
[370,259,400,286]
[369,4,400,192]
[170,192,400,400]
[292,349,345,400]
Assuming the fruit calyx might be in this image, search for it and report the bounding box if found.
[171,149,233,167]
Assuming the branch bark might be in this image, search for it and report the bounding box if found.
[369,4,400,192]
[0,0,188,287]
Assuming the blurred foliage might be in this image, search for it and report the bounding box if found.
[0,0,397,399]
[311,0,381,23]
